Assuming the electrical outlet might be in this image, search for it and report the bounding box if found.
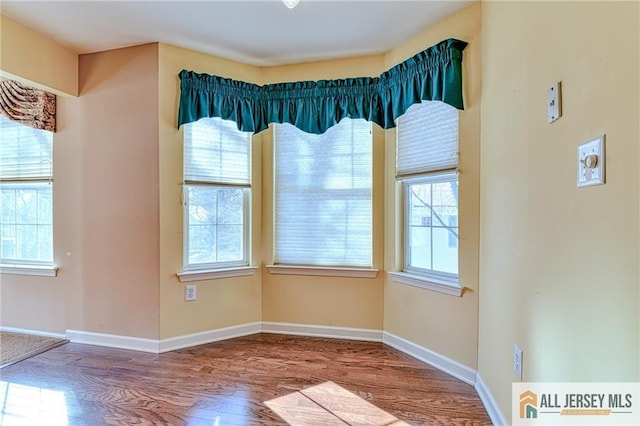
[514,344,523,381]
[185,284,197,302]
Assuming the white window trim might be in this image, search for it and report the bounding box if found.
[0,264,58,277]
[266,264,378,279]
[182,118,252,273]
[389,271,463,297]
[182,185,251,272]
[177,265,259,282]
[401,172,459,279]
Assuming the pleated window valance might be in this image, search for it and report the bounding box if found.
[0,79,56,132]
[178,38,467,135]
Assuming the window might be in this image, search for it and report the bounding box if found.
[183,117,251,271]
[0,116,53,266]
[405,174,458,275]
[274,119,372,268]
[397,101,459,284]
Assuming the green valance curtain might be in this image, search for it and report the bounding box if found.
[178,38,467,135]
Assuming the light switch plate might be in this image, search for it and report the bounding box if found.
[547,82,562,123]
[514,344,523,381]
[577,135,605,187]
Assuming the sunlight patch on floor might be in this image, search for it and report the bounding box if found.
[265,381,410,426]
[0,381,68,426]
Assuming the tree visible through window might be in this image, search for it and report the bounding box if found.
[406,176,458,275]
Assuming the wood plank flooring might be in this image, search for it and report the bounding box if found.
[0,333,491,425]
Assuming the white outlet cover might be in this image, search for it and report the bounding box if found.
[577,135,605,187]
[185,284,197,301]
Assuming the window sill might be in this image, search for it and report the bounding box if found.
[388,271,463,297]
[266,264,378,279]
[177,266,259,282]
[0,264,58,277]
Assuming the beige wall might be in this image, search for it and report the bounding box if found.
[158,44,263,339]
[0,43,161,339]
[479,0,640,418]
[382,3,481,369]
[0,15,82,333]
[0,18,80,334]
[76,44,160,338]
[0,96,82,334]
[0,15,78,96]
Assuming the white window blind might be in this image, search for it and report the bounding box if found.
[184,117,250,185]
[0,116,52,180]
[274,119,372,267]
[396,101,458,177]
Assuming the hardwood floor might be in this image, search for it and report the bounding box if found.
[0,333,491,425]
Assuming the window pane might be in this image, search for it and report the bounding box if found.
[17,189,38,223]
[38,189,53,225]
[1,225,16,259]
[16,224,38,260]
[409,225,432,270]
[38,225,53,261]
[1,190,16,223]
[405,177,458,276]
[189,224,217,265]
[274,119,372,267]
[217,225,243,262]
[409,183,432,227]
[186,185,246,267]
[432,227,458,274]
[216,189,243,225]
[0,182,53,264]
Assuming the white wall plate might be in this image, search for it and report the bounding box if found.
[547,82,562,123]
[577,135,605,187]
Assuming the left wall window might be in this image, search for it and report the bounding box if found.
[0,116,53,265]
[182,117,251,271]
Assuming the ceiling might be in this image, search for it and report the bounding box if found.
[1,0,473,67]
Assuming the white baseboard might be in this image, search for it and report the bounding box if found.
[475,373,508,426]
[17,322,497,424]
[159,322,262,353]
[66,330,159,353]
[0,326,67,340]
[262,321,383,342]
[383,331,477,386]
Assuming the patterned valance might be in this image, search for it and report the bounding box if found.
[0,79,56,132]
[178,38,467,135]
